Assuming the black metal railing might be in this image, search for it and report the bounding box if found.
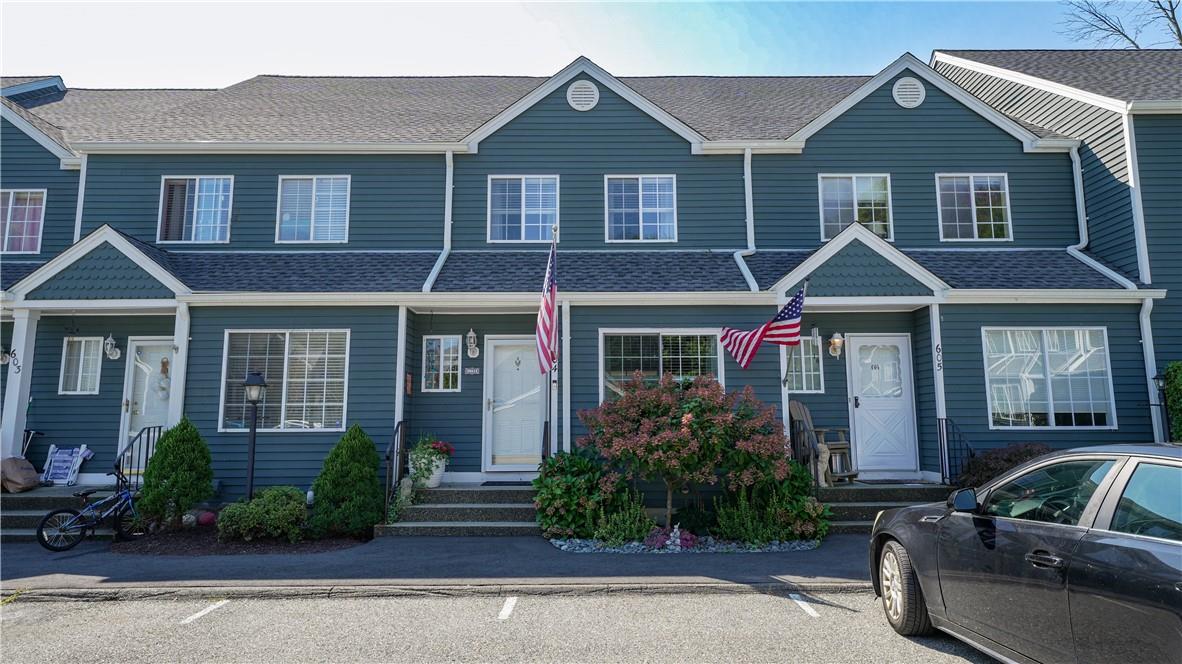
[541,420,551,461]
[115,425,162,492]
[384,421,406,515]
[938,417,975,485]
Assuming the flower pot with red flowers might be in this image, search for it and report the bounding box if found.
[409,436,455,488]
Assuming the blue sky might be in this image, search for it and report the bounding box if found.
[4,2,1082,87]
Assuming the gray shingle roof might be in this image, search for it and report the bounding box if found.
[1,97,72,154]
[1,75,59,88]
[936,49,1182,101]
[17,88,216,146]
[432,251,750,292]
[1,261,44,290]
[745,249,1126,291]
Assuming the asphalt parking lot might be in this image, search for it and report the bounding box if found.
[1,591,990,663]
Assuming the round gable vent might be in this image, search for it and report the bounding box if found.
[892,77,926,108]
[566,80,600,112]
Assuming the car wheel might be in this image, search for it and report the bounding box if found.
[879,540,934,636]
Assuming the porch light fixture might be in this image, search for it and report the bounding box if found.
[466,328,480,359]
[104,334,122,360]
[0,348,9,365]
[1153,373,1166,391]
[243,372,268,500]
[828,333,845,359]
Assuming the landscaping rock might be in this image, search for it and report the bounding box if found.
[549,536,820,554]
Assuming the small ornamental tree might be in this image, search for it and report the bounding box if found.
[138,417,214,529]
[309,424,384,538]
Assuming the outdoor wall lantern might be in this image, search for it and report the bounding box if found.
[1153,373,1166,391]
[1153,373,1173,441]
[466,328,480,358]
[0,347,9,365]
[104,334,122,360]
[243,372,268,500]
[828,333,845,359]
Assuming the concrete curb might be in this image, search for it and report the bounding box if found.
[2,581,873,602]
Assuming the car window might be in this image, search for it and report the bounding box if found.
[983,459,1115,526]
[1110,463,1182,542]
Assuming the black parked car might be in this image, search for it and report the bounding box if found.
[870,444,1182,664]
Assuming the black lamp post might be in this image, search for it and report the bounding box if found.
[1153,373,1172,442]
[244,372,267,500]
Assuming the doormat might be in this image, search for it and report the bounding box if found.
[482,481,533,486]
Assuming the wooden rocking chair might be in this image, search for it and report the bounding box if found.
[788,400,857,487]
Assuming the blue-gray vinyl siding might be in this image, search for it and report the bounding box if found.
[404,313,537,473]
[753,69,1079,251]
[24,315,175,472]
[183,307,398,498]
[935,62,1140,279]
[912,307,939,473]
[0,117,78,260]
[451,75,747,250]
[1132,114,1182,367]
[784,241,933,296]
[24,243,174,299]
[939,304,1153,450]
[80,155,444,250]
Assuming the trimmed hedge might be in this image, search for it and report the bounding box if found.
[1166,361,1181,442]
[138,417,214,529]
[217,486,306,543]
[309,424,384,538]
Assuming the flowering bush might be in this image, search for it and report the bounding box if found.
[644,524,698,550]
[579,373,791,526]
[533,452,624,538]
[408,435,454,488]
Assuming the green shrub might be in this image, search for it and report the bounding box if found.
[533,452,623,539]
[138,417,214,529]
[1166,362,1182,442]
[593,492,656,546]
[957,443,1053,488]
[714,490,775,545]
[713,481,831,545]
[217,486,306,543]
[309,424,384,538]
[673,503,716,535]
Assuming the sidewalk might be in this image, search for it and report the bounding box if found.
[0,534,871,601]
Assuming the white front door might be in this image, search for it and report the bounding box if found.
[483,337,545,471]
[118,338,174,473]
[847,334,919,475]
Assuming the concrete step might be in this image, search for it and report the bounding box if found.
[0,510,58,529]
[400,503,536,523]
[827,502,916,522]
[1,528,115,543]
[375,521,542,537]
[1,493,109,512]
[829,520,875,535]
[818,485,951,504]
[416,486,536,505]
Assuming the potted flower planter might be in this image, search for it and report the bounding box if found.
[409,436,455,489]
[425,457,447,488]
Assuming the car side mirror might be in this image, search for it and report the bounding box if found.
[948,488,978,513]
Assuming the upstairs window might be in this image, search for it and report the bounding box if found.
[277,175,350,243]
[819,175,892,240]
[938,174,1012,241]
[488,176,558,242]
[605,175,676,242]
[1,189,46,254]
[158,176,233,243]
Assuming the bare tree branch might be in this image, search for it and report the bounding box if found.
[1061,0,1144,48]
[1145,0,1182,46]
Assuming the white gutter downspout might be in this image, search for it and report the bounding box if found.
[734,148,759,292]
[1066,147,1164,441]
[72,154,88,243]
[422,150,454,293]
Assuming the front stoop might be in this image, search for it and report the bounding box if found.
[819,483,951,535]
[0,487,115,542]
[375,484,540,537]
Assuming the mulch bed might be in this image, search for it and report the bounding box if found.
[109,526,365,556]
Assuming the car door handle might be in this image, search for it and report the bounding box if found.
[1025,551,1065,569]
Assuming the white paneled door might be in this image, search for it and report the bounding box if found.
[483,337,545,471]
[118,338,174,474]
[847,334,919,475]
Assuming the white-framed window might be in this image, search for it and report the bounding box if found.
[937,174,1012,241]
[600,329,721,401]
[276,175,350,243]
[58,337,102,395]
[818,174,892,240]
[157,176,233,243]
[982,327,1117,430]
[219,330,349,432]
[783,336,824,393]
[487,176,558,242]
[605,175,677,242]
[422,335,462,392]
[1,189,46,254]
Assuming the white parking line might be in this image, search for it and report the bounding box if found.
[498,596,518,620]
[180,599,229,625]
[789,593,820,618]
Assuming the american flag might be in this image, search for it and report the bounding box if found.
[536,239,559,374]
[720,287,806,369]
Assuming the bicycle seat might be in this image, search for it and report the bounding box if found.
[72,489,99,498]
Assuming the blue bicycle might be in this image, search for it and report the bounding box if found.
[36,467,146,551]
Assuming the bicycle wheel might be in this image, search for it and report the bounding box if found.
[113,505,146,541]
[36,509,86,552]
